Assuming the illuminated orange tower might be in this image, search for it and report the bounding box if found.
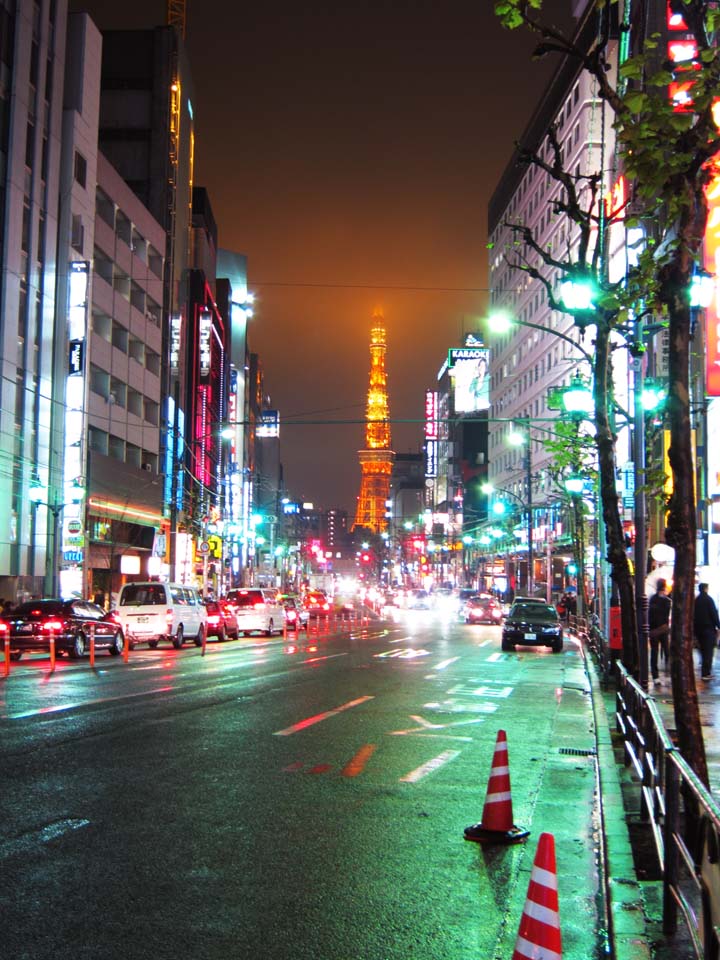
[353,308,394,532]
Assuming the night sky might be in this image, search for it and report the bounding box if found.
[70,0,573,515]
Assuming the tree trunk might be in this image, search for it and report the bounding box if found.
[661,260,708,787]
[594,315,639,674]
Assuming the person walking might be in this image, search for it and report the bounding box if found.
[648,578,671,685]
[694,582,720,681]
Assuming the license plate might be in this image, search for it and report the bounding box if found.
[136,616,149,624]
[18,624,33,634]
[524,632,536,640]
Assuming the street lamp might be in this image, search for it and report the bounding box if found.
[29,474,85,597]
[482,481,533,595]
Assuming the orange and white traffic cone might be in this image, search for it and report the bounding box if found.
[464,729,529,844]
[511,832,562,960]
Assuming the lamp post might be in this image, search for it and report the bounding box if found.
[29,474,85,597]
[507,425,534,596]
[482,482,533,595]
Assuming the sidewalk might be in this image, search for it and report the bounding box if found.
[588,643,720,960]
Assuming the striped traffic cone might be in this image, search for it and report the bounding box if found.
[512,832,562,960]
[464,729,529,844]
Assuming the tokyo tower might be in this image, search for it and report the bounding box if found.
[352,308,394,532]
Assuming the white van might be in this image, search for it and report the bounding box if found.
[116,582,207,649]
[225,587,285,636]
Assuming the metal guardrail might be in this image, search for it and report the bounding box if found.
[613,661,720,959]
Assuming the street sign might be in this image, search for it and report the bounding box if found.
[67,520,82,535]
[198,541,210,555]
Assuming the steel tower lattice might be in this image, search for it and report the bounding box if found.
[352,308,394,532]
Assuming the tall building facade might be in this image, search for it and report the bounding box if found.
[353,308,394,533]
[0,0,81,602]
[486,5,623,599]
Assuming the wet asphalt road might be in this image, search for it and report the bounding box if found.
[1,614,603,960]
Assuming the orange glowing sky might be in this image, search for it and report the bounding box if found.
[71,0,572,514]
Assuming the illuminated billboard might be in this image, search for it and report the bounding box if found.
[257,410,280,438]
[448,347,490,413]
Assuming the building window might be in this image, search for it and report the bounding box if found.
[74,150,87,188]
[71,213,83,254]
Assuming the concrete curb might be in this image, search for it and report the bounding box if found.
[587,654,653,960]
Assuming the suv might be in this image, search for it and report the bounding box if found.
[115,582,207,649]
[225,588,285,636]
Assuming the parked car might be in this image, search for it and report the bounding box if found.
[2,598,124,660]
[462,594,504,624]
[501,600,564,653]
[225,588,285,636]
[204,599,239,641]
[114,581,207,649]
[302,591,331,618]
[281,596,308,632]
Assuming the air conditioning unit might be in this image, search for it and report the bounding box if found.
[141,463,152,472]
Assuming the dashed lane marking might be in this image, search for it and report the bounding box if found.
[342,743,377,777]
[399,749,461,783]
[273,695,374,736]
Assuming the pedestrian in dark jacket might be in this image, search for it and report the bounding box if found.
[648,578,671,685]
[694,583,720,681]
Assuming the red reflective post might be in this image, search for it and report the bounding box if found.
[3,636,9,677]
[89,624,96,667]
[123,632,130,662]
[49,632,55,673]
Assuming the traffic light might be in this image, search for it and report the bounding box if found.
[565,562,578,577]
[361,552,371,564]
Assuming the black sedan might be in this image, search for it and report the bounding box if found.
[2,599,124,660]
[501,600,563,653]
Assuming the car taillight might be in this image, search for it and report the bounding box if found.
[0,621,7,634]
[41,619,64,631]
[165,609,173,626]
[208,615,220,625]
[287,610,297,622]
[322,603,329,611]
[253,602,265,610]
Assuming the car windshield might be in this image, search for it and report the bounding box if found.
[510,603,558,620]
[120,585,166,606]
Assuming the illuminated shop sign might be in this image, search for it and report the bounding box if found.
[68,261,89,340]
[68,339,84,375]
[425,390,438,439]
[199,311,212,380]
[704,162,720,395]
[425,439,437,478]
[448,347,489,413]
[257,410,279,438]
[170,314,182,374]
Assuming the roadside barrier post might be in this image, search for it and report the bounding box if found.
[49,632,55,673]
[3,637,9,677]
[122,633,130,662]
[201,628,207,656]
[89,624,96,667]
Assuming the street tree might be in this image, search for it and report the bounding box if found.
[494,0,720,786]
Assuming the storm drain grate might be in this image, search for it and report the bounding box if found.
[559,747,596,757]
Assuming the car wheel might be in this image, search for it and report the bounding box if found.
[69,632,86,659]
[501,637,514,652]
[148,639,159,649]
[172,625,184,649]
[552,639,564,653]
[265,619,274,637]
[216,626,226,642]
[108,630,124,656]
[9,651,22,661]
[194,625,205,648]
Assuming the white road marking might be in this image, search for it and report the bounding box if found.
[399,749,461,782]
